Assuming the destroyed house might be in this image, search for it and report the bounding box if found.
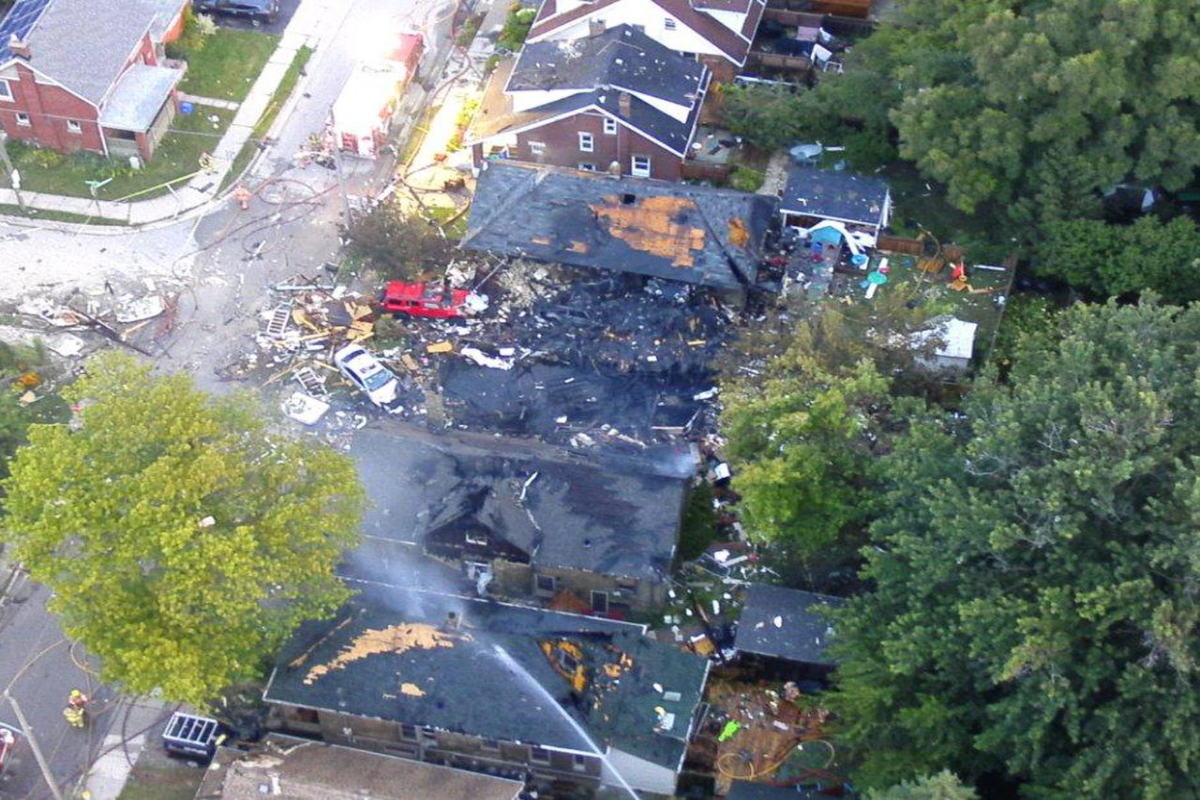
[464,161,776,292]
[467,24,710,181]
[779,163,891,235]
[264,590,710,797]
[196,735,524,800]
[527,0,767,83]
[354,436,689,614]
[733,584,845,678]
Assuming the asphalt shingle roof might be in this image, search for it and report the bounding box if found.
[464,162,776,290]
[264,588,708,770]
[733,584,845,665]
[16,0,171,104]
[508,24,705,107]
[780,164,890,228]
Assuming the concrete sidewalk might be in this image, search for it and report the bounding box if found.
[0,0,354,228]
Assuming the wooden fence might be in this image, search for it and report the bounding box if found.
[876,234,966,262]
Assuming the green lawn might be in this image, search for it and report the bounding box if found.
[220,44,314,192]
[179,28,280,102]
[2,108,232,200]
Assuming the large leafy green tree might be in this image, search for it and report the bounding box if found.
[2,354,364,706]
[831,300,1200,797]
[1036,216,1200,301]
[889,0,1200,225]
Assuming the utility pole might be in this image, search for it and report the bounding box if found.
[2,691,66,800]
[333,143,353,231]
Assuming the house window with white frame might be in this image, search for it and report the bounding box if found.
[535,574,556,594]
[66,119,82,134]
[530,746,552,764]
[528,140,546,155]
[603,117,617,135]
[664,17,676,30]
[15,111,31,127]
[0,80,12,102]
[631,155,651,177]
[578,132,594,152]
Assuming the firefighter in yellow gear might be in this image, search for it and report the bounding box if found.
[64,689,88,728]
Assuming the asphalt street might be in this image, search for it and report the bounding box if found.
[0,0,454,796]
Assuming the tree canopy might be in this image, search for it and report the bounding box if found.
[886,0,1200,225]
[1,354,364,706]
[867,771,978,800]
[830,299,1200,797]
[1036,216,1200,301]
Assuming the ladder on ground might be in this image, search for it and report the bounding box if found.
[293,366,325,395]
[265,305,291,338]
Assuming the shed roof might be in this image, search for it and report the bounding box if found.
[464,162,775,290]
[780,164,890,228]
[733,584,844,665]
[264,589,708,771]
[98,64,180,132]
[196,736,523,800]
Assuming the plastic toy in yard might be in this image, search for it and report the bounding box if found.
[380,281,488,318]
[0,723,17,774]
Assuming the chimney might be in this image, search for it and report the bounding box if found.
[618,91,631,119]
[588,18,605,36]
[9,34,30,60]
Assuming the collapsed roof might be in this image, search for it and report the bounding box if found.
[780,164,891,229]
[464,162,776,290]
[264,589,709,772]
[733,584,845,665]
[353,434,690,582]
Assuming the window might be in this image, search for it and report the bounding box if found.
[15,112,31,127]
[578,132,594,152]
[631,155,651,177]
[573,754,590,772]
[466,561,491,580]
[603,117,617,135]
[465,530,488,546]
[578,163,596,172]
[530,746,552,764]
[400,724,418,741]
[528,140,546,155]
[66,119,82,134]
[292,707,319,724]
[664,17,677,30]
[535,574,556,594]
[591,591,609,615]
[0,80,12,102]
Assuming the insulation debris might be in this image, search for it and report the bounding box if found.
[304,624,471,685]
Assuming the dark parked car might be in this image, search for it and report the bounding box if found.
[194,0,279,24]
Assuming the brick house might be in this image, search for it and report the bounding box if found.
[0,0,188,162]
[265,588,710,798]
[467,24,709,181]
[527,0,766,84]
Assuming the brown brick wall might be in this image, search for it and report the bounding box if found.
[512,110,686,181]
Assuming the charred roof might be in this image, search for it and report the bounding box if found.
[264,588,708,770]
[464,162,776,290]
